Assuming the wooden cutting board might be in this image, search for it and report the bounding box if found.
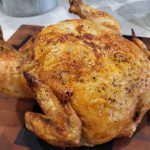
[0,25,150,150]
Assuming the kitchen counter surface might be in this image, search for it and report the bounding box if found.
[0,0,150,40]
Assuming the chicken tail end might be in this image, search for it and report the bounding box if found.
[131,28,150,60]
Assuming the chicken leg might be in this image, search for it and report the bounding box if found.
[69,0,121,34]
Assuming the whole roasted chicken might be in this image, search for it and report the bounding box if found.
[0,0,150,147]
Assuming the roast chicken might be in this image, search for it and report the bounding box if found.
[0,0,150,147]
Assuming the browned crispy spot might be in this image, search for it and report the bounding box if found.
[59,33,74,43]
[23,71,40,88]
[40,116,52,125]
[82,33,93,40]
[61,89,74,105]
[65,89,74,97]
[76,25,83,33]
[113,52,129,62]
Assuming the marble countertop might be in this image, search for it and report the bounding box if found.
[0,0,150,40]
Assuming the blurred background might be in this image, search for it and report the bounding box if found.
[0,0,150,40]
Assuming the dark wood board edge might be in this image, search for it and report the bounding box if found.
[7,24,43,47]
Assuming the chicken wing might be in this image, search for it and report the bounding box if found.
[24,72,82,147]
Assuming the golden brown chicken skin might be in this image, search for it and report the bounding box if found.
[0,26,32,98]
[0,0,150,147]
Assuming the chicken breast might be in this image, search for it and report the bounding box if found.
[0,0,149,147]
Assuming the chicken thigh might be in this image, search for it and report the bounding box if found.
[0,0,150,147]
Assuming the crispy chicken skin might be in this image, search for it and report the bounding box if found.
[69,0,121,33]
[0,26,32,98]
[0,0,150,147]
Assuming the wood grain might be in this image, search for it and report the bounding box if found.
[7,25,43,50]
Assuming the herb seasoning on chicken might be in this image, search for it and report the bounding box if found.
[0,0,150,147]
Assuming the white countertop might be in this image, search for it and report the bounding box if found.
[0,0,150,40]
